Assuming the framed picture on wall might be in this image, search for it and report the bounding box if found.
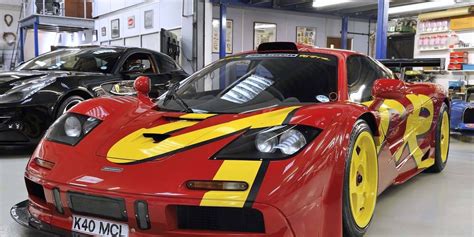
[93,30,98,42]
[111,19,120,38]
[296,26,316,46]
[254,22,277,49]
[212,19,233,54]
[144,10,154,29]
[101,27,106,37]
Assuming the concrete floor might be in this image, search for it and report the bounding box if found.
[0,138,472,237]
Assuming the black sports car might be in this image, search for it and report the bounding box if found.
[0,46,188,147]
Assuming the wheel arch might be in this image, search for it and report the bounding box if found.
[359,112,379,137]
[443,97,450,112]
[53,89,94,117]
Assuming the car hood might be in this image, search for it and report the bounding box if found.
[0,71,49,91]
[96,106,301,163]
[452,99,473,106]
[0,70,104,86]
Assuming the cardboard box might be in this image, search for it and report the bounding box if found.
[451,58,468,64]
[448,64,462,70]
[450,51,468,58]
[450,15,474,30]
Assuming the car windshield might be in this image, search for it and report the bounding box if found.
[17,48,124,73]
[156,53,338,113]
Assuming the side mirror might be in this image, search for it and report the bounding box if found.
[134,76,151,95]
[134,76,154,105]
[372,78,406,99]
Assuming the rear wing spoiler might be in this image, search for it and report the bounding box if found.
[379,58,445,69]
[379,58,445,81]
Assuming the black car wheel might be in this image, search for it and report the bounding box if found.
[57,96,84,118]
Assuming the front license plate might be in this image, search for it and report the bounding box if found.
[72,215,129,237]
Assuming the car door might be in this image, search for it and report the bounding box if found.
[347,55,414,189]
[346,56,401,151]
[115,51,167,97]
[353,56,434,181]
[119,52,159,81]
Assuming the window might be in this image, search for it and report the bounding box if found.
[122,53,156,73]
[155,54,178,73]
[17,48,123,73]
[347,55,387,103]
[157,54,338,113]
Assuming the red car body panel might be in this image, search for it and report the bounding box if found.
[14,45,449,237]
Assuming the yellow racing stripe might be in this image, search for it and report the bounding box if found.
[107,106,300,163]
[200,160,263,207]
[179,113,216,120]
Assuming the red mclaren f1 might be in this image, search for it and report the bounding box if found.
[12,42,450,237]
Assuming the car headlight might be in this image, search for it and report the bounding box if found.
[46,113,101,146]
[215,125,320,160]
[0,77,56,103]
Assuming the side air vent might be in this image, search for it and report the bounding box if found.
[25,178,46,203]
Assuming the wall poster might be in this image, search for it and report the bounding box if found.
[254,22,276,49]
[144,10,154,29]
[111,19,120,38]
[296,26,316,46]
[212,19,233,54]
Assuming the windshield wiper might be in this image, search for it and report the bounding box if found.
[162,82,193,113]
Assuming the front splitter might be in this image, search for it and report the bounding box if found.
[10,200,89,237]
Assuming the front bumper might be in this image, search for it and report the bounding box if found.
[11,200,88,237]
[13,177,295,237]
[453,123,474,136]
[0,103,54,146]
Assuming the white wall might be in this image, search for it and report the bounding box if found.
[0,3,21,70]
[94,0,182,53]
[210,6,372,61]
[22,30,93,61]
[93,0,145,17]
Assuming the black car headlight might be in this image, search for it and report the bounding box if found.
[46,113,101,146]
[0,77,56,104]
[215,125,320,160]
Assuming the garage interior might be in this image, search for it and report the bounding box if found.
[1,0,474,236]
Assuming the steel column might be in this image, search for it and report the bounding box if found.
[375,0,389,59]
[341,16,349,50]
[219,2,227,89]
[19,27,24,62]
[34,17,39,57]
[219,3,227,59]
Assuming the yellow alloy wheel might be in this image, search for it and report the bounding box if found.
[349,131,378,228]
[440,111,450,163]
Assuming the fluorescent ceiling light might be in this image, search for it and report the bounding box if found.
[312,0,351,8]
[388,0,455,15]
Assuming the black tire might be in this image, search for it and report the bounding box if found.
[56,95,85,118]
[343,120,378,237]
[427,103,450,173]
